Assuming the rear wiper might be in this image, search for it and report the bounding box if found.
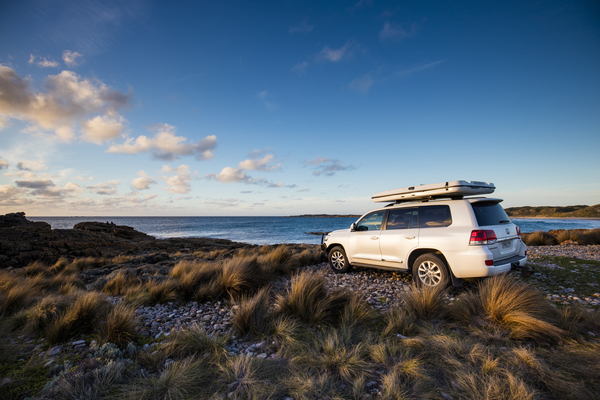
[499,220,510,224]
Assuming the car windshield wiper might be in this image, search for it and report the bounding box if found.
[499,220,510,224]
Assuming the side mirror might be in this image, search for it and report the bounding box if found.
[350,223,356,232]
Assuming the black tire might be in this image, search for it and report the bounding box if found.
[328,246,351,273]
[412,254,450,288]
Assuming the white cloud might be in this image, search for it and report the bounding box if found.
[28,54,60,68]
[305,157,356,176]
[238,153,280,171]
[0,66,131,142]
[14,179,81,198]
[0,159,8,170]
[16,160,47,171]
[87,179,120,195]
[107,124,217,161]
[291,61,308,74]
[379,21,417,41]
[293,41,357,74]
[0,116,9,130]
[206,151,283,185]
[289,20,314,34]
[162,164,194,194]
[348,73,373,93]
[76,175,94,181]
[257,91,277,111]
[316,42,354,62]
[62,50,83,66]
[207,166,252,184]
[395,60,445,76]
[131,170,156,190]
[81,112,125,144]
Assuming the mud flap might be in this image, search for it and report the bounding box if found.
[449,268,463,287]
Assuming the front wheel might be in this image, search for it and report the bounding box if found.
[328,246,351,273]
[412,254,450,288]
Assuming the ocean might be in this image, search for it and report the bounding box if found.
[28,216,600,245]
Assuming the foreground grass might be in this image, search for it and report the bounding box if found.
[1,248,599,399]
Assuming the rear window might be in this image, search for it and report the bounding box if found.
[471,202,511,226]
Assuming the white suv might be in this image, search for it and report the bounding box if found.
[321,196,527,287]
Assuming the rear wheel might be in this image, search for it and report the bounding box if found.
[412,254,450,288]
[328,246,351,273]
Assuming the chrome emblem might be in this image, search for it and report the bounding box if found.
[505,228,510,235]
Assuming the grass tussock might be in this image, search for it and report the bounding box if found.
[402,283,448,320]
[451,274,566,344]
[556,230,589,245]
[522,231,558,246]
[585,228,600,244]
[121,358,207,400]
[294,328,371,383]
[101,304,138,346]
[146,280,177,305]
[162,323,228,360]
[103,270,140,296]
[233,285,271,337]
[218,356,283,400]
[275,270,329,324]
[258,244,301,275]
[383,306,417,337]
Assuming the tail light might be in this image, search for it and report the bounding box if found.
[516,226,521,236]
[469,230,497,245]
[485,260,494,266]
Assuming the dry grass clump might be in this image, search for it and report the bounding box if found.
[217,356,284,399]
[233,285,271,337]
[112,255,133,264]
[70,257,106,271]
[146,280,177,305]
[383,306,417,337]
[258,244,301,275]
[170,260,221,300]
[522,231,558,246]
[402,283,448,320]
[585,228,600,244]
[275,270,371,327]
[103,270,140,295]
[101,304,139,346]
[40,359,127,400]
[121,358,208,400]
[275,270,329,324]
[162,323,228,360]
[294,328,371,384]
[556,230,589,245]
[24,294,70,334]
[47,291,111,343]
[0,278,39,316]
[450,274,566,344]
[219,255,270,299]
[193,248,228,259]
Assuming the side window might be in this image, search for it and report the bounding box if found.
[419,205,452,228]
[386,208,416,230]
[356,211,386,231]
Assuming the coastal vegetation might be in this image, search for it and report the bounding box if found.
[506,204,600,218]
[1,243,599,399]
[522,228,600,246]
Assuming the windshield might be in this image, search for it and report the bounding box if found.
[471,202,511,226]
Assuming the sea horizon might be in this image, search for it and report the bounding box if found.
[27,216,600,245]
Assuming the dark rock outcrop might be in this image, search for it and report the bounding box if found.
[73,221,155,242]
[0,212,141,268]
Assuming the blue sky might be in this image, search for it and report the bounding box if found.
[0,0,598,216]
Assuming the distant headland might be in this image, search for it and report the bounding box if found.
[288,214,361,218]
[505,204,600,219]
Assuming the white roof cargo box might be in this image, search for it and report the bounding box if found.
[372,180,495,203]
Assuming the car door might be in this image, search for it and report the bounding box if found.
[348,210,386,265]
[379,207,419,270]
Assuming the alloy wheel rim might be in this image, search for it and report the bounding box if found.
[418,261,441,286]
[331,251,345,270]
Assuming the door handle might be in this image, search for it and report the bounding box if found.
[371,236,379,240]
[405,236,416,239]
